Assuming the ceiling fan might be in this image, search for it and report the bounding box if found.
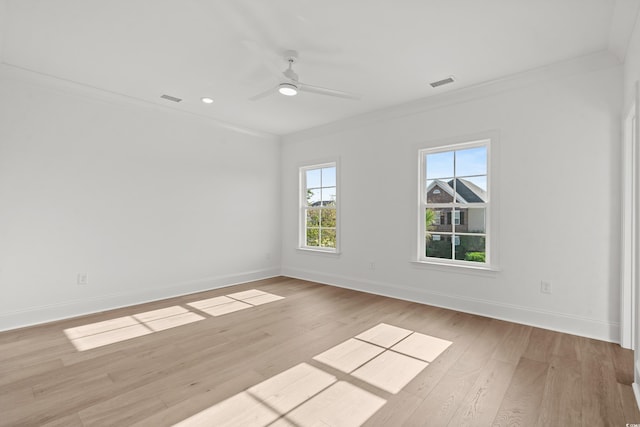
[250,50,361,101]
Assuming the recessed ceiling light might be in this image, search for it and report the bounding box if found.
[278,83,298,96]
[201,97,214,104]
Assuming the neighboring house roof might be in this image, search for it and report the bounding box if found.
[453,179,486,203]
[427,178,486,203]
[428,179,463,202]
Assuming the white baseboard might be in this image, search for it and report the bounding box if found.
[0,267,281,332]
[281,267,620,343]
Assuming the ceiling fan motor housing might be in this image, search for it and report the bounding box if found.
[278,82,298,96]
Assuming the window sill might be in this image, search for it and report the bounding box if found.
[297,247,341,256]
[411,259,500,274]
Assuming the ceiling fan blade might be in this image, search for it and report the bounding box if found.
[249,86,277,101]
[241,40,284,78]
[299,83,361,100]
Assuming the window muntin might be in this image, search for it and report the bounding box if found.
[420,141,489,265]
[300,163,338,251]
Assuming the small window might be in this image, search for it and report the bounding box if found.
[433,211,441,225]
[300,162,338,252]
[420,140,490,265]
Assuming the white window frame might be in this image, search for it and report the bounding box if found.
[299,162,339,253]
[418,139,493,268]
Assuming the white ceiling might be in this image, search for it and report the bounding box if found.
[0,0,636,135]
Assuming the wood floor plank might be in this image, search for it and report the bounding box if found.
[403,319,512,426]
[446,358,517,427]
[535,356,582,426]
[491,323,532,364]
[618,383,640,424]
[581,355,627,425]
[40,413,84,427]
[0,277,635,427]
[611,343,635,385]
[0,358,63,391]
[0,386,35,410]
[551,332,581,362]
[78,393,167,426]
[522,327,561,363]
[362,390,423,427]
[400,312,490,399]
[491,357,549,427]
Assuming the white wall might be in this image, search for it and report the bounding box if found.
[0,1,5,59]
[281,54,622,342]
[624,10,640,111]
[0,66,281,330]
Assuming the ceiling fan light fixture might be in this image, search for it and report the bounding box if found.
[278,83,298,96]
[201,97,214,104]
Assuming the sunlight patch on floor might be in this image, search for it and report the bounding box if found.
[315,323,452,394]
[173,323,451,427]
[64,306,205,351]
[187,289,284,316]
[351,350,428,394]
[312,338,384,373]
[173,363,385,427]
[64,290,284,351]
[64,320,152,351]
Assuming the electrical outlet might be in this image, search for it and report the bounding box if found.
[77,273,88,285]
[540,280,552,294]
[369,261,376,270]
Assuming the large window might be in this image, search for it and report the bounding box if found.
[419,140,489,265]
[300,163,338,251]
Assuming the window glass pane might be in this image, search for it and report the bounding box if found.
[321,209,336,227]
[426,234,452,259]
[426,151,454,179]
[425,208,439,228]
[322,187,337,204]
[322,167,336,187]
[427,180,454,203]
[306,228,319,247]
[454,178,487,204]
[306,169,321,189]
[306,188,321,206]
[454,235,486,262]
[306,209,320,227]
[459,175,487,191]
[465,207,486,233]
[320,228,336,248]
[455,146,487,177]
[427,207,452,233]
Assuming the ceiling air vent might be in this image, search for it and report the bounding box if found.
[429,76,455,88]
[160,94,182,103]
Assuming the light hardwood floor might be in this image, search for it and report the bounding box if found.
[1,276,638,426]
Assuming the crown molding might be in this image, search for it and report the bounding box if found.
[283,50,620,144]
[0,61,278,140]
[608,0,640,62]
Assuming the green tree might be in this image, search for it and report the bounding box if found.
[425,208,437,240]
[306,201,337,248]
